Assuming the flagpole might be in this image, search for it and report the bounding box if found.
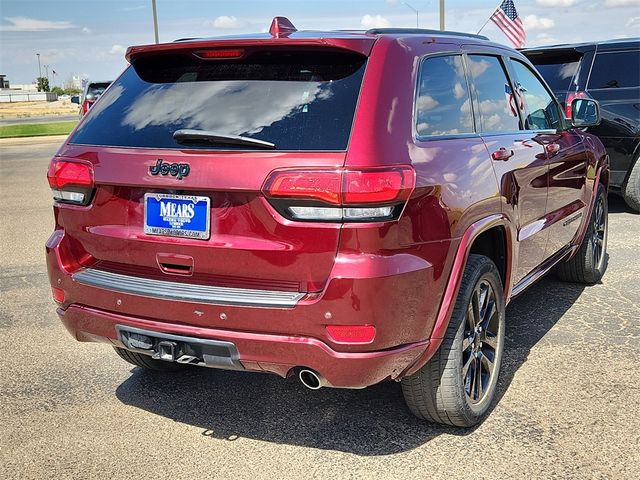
[477,2,502,35]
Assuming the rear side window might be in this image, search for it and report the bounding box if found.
[467,55,520,133]
[525,50,582,91]
[69,50,367,151]
[588,51,640,89]
[415,55,473,137]
[511,60,562,131]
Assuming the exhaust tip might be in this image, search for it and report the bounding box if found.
[298,369,323,390]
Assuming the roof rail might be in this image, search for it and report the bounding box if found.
[365,28,489,40]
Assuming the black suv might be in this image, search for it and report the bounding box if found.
[523,39,640,211]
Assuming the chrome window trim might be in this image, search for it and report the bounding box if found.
[72,268,306,308]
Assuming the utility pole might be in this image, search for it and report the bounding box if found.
[151,0,159,43]
[440,0,445,31]
[403,2,419,28]
[36,53,42,79]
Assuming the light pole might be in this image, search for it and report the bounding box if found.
[440,0,445,31]
[151,0,159,44]
[36,53,42,78]
[403,2,419,28]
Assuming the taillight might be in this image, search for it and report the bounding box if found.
[81,99,90,115]
[565,91,587,119]
[47,159,95,205]
[262,166,415,222]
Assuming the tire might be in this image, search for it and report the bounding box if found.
[623,158,640,212]
[556,183,608,284]
[401,254,506,427]
[113,347,187,372]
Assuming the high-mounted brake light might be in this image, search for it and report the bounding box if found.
[565,91,587,119]
[194,49,244,59]
[262,166,415,222]
[47,159,95,205]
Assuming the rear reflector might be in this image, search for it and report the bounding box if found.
[326,325,376,344]
[51,287,65,303]
[194,49,244,59]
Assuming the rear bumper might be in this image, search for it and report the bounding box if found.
[46,229,453,387]
[58,304,428,388]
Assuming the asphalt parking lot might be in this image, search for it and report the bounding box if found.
[1,138,638,479]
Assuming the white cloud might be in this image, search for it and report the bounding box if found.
[209,16,243,29]
[0,16,75,31]
[361,14,391,29]
[81,27,92,34]
[627,16,640,27]
[109,45,126,55]
[386,0,400,4]
[605,0,640,6]
[536,0,576,5]
[524,14,556,30]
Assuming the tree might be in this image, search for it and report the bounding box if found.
[51,86,65,96]
[36,77,50,92]
[64,87,82,95]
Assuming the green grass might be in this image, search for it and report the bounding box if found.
[0,121,78,138]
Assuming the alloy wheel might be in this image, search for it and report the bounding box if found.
[462,279,501,404]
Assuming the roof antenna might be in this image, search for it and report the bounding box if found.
[269,17,297,38]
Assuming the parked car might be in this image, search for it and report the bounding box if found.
[78,81,112,117]
[522,39,640,211]
[46,18,609,427]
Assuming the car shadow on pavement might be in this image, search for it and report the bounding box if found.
[116,276,587,455]
[608,194,636,214]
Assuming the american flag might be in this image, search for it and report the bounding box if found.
[491,0,526,48]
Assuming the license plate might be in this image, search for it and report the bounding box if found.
[144,193,210,240]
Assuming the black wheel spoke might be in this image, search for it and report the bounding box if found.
[475,354,484,400]
[462,354,474,381]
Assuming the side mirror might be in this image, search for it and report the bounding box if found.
[70,95,80,104]
[571,98,601,128]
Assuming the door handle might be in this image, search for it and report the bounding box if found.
[546,143,561,155]
[157,253,194,276]
[491,148,514,161]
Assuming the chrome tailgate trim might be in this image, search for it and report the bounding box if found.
[72,268,305,307]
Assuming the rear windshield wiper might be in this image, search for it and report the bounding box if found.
[173,129,276,149]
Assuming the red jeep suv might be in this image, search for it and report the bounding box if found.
[46,18,609,427]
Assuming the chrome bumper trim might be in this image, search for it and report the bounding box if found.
[72,268,305,307]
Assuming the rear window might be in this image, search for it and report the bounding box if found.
[525,50,582,91]
[69,49,367,151]
[87,82,110,97]
[588,50,640,89]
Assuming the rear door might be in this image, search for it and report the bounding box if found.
[464,52,549,285]
[585,47,640,187]
[57,47,369,293]
[508,58,588,258]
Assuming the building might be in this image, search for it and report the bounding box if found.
[0,75,10,89]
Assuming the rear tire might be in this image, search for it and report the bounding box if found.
[114,347,186,372]
[556,184,608,284]
[623,158,640,213]
[401,254,505,427]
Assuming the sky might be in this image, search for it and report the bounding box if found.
[0,0,638,85]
